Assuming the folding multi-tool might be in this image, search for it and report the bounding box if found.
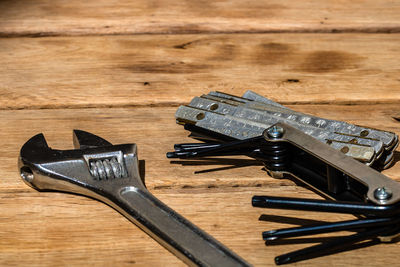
[170,91,397,169]
[167,91,400,264]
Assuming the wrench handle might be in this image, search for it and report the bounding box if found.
[112,186,250,267]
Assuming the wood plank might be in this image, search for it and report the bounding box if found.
[2,105,399,190]
[0,0,400,36]
[1,34,400,109]
[1,105,399,266]
[3,187,400,267]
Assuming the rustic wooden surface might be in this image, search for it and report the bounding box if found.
[1,1,400,266]
[1,0,400,36]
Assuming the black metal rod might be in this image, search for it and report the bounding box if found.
[174,143,220,152]
[263,216,398,240]
[166,149,253,158]
[252,195,398,216]
[275,225,398,265]
[167,136,264,159]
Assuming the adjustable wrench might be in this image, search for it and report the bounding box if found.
[18,130,250,267]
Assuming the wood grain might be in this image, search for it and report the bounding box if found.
[0,0,400,36]
[2,1,400,266]
[1,106,399,266]
[1,34,400,110]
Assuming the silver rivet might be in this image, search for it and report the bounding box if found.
[266,125,285,139]
[374,187,392,201]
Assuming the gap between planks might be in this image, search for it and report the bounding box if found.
[2,27,400,38]
[1,0,400,36]
[1,100,400,111]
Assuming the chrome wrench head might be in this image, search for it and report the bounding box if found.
[19,130,250,267]
[19,130,141,194]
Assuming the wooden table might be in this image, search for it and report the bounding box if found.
[1,1,399,266]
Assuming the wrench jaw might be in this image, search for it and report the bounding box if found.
[19,133,54,191]
[73,129,112,149]
[18,130,145,195]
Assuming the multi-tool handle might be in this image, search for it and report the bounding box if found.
[261,123,400,206]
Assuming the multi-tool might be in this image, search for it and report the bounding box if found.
[167,91,400,264]
[170,91,397,169]
[19,130,251,267]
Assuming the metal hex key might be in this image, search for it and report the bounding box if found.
[18,130,250,267]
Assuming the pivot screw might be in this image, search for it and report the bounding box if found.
[266,125,285,139]
[374,187,392,201]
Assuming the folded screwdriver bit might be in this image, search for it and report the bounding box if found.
[172,91,398,169]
